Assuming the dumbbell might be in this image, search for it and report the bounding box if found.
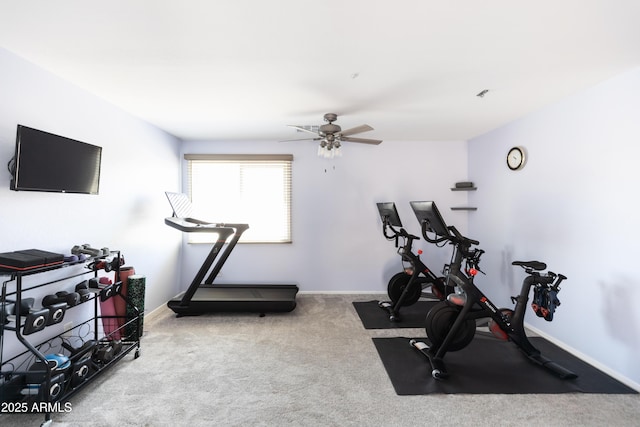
[62,339,97,361]
[71,244,102,257]
[63,253,88,264]
[22,372,66,401]
[71,244,109,258]
[25,354,70,401]
[62,340,97,386]
[74,280,92,302]
[11,297,57,335]
[1,302,15,325]
[40,292,77,327]
[89,277,119,301]
[69,354,92,387]
[92,339,123,365]
[92,342,115,364]
[88,255,124,273]
[43,301,67,327]
[42,291,81,308]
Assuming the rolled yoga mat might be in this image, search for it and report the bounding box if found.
[125,275,145,339]
[114,266,136,329]
[99,277,120,341]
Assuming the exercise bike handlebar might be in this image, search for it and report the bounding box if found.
[514,263,568,289]
[382,216,420,248]
[447,225,480,247]
[419,221,450,244]
[547,272,567,290]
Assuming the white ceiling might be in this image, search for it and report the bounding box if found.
[1,1,639,142]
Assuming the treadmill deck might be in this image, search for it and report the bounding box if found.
[168,284,299,315]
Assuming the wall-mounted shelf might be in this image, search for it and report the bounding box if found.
[451,182,477,211]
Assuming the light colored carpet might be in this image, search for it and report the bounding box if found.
[2,294,639,426]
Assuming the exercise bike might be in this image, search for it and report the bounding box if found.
[376,202,448,322]
[407,201,577,380]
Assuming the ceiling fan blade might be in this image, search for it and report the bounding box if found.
[341,136,383,145]
[279,137,321,142]
[338,124,373,137]
[287,125,319,135]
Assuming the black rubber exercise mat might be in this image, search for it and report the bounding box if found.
[353,300,438,329]
[372,334,638,395]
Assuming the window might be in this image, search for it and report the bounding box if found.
[186,154,292,243]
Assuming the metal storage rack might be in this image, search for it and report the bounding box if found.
[0,252,141,426]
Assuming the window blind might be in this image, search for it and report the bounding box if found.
[185,154,292,243]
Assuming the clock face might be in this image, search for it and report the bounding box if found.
[507,146,526,170]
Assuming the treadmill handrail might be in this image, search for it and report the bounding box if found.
[164,216,251,305]
[164,217,250,234]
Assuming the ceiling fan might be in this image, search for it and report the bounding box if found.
[284,113,382,158]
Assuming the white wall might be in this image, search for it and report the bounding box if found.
[179,139,469,293]
[468,67,640,389]
[0,48,182,327]
[5,34,638,392]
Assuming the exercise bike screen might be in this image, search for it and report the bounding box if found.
[376,202,403,228]
[410,201,450,237]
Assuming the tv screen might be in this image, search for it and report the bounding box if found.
[10,125,102,195]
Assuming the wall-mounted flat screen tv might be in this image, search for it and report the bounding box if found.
[9,125,102,195]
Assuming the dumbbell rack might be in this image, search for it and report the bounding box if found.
[0,251,141,427]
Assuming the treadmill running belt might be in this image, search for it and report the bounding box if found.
[167,285,298,315]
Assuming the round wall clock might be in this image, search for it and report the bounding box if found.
[507,146,527,171]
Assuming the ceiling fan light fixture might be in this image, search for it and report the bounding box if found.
[318,145,333,159]
[289,113,381,159]
[316,139,343,159]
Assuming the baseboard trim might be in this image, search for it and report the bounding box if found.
[525,323,640,392]
[143,303,169,323]
[298,290,387,295]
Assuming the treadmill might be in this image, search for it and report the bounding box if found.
[164,192,299,317]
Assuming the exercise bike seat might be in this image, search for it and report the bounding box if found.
[512,260,547,271]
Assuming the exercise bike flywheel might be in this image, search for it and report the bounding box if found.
[387,272,422,306]
[425,301,476,351]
